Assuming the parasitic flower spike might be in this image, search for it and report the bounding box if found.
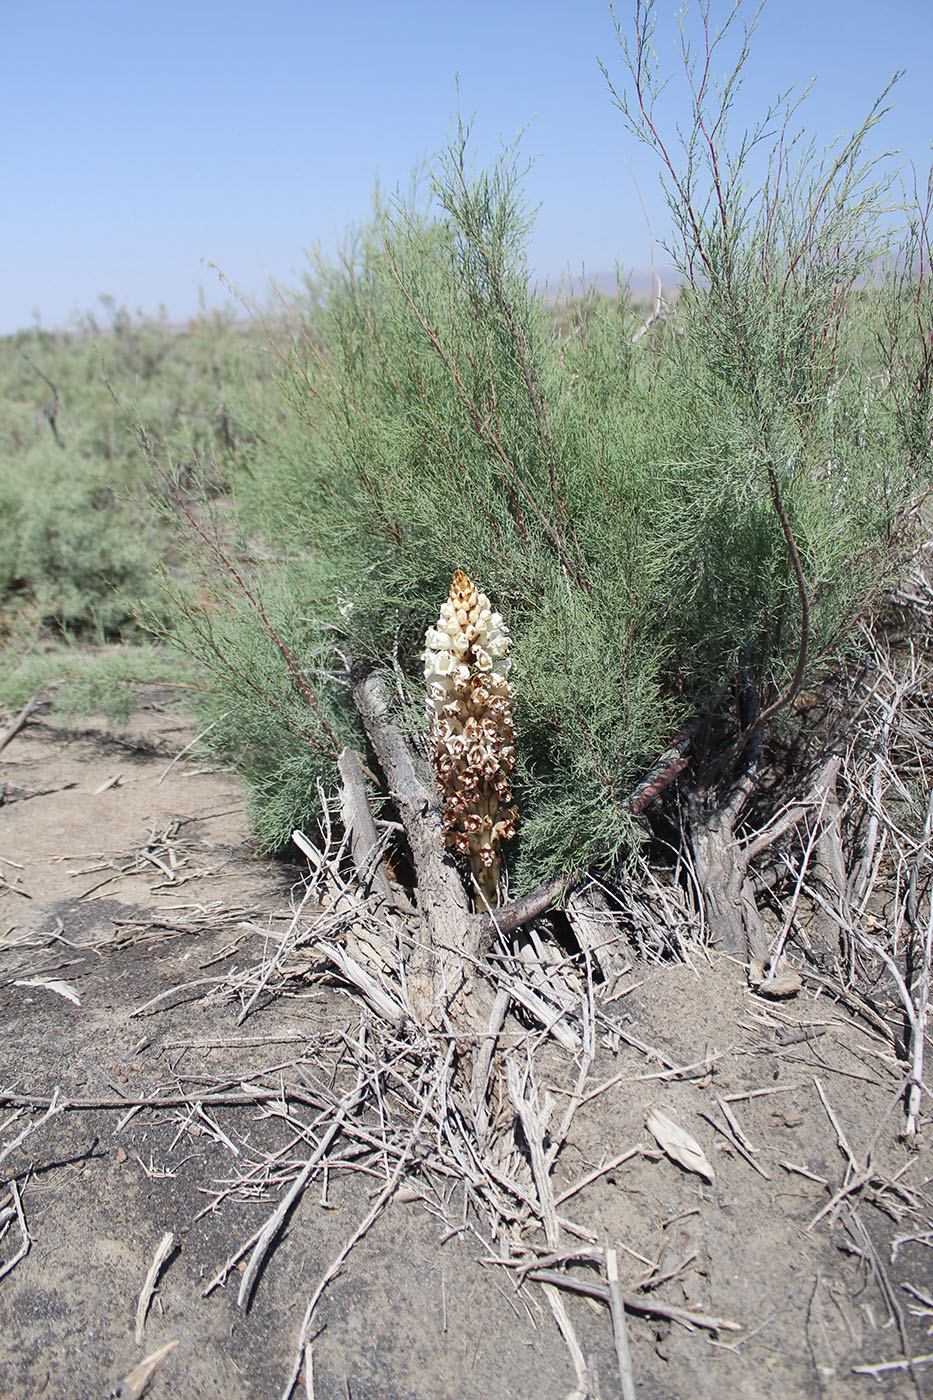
[424,571,518,908]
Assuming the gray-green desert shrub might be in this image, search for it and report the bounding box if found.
[0,306,261,639]
[162,2,933,897]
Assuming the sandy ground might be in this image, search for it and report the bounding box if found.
[0,696,931,1399]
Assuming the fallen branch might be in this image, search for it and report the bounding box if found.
[0,694,43,758]
[526,1267,740,1333]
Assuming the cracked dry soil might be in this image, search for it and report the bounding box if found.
[0,695,931,1400]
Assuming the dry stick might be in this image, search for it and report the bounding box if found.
[0,1181,29,1282]
[476,871,579,941]
[850,684,901,906]
[157,716,225,785]
[352,672,473,1022]
[554,1147,645,1208]
[471,986,510,1145]
[546,1043,595,1174]
[0,1089,66,1170]
[131,975,226,1018]
[807,1077,872,1231]
[135,1232,176,1343]
[336,746,395,907]
[906,884,933,1136]
[238,1087,364,1309]
[236,880,320,1026]
[505,1058,589,1399]
[526,1269,740,1334]
[699,1109,772,1181]
[496,1245,607,1278]
[714,1095,758,1155]
[765,777,835,977]
[279,1047,455,1400]
[203,1221,269,1298]
[742,756,841,863]
[606,1249,638,1400]
[853,1355,933,1377]
[0,694,42,757]
[115,1340,180,1400]
[314,941,409,1027]
[500,977,580,1053]
[843,1208,918,1389]
[576,1047,727,1109]
[0,1087,330,1114]
[506,1059,559,1247]
[544,1287,589,1400]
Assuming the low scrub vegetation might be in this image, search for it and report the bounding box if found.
[0,302,260,641]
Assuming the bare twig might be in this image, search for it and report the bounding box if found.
[0,694,43,757]
[135,1232,176,1343]
[238,1087,364,1308]
[526,1268,740,1333]
[606,1248,638,1400]
[0,1089,67,1171]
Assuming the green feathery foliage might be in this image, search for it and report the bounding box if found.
[162,4,933,887]
[0,304,260,641]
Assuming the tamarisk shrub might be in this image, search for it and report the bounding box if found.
[424,570,518,908]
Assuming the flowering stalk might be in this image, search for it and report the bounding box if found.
[423,570,518,908]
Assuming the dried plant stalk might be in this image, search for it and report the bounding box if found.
[424,570,518,907]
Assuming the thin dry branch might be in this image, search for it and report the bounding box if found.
[0,694,43,757]
[135,1232,176,1344]
[526,1267,740,1334]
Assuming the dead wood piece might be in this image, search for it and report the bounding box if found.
[689,757,843,983]
[114,1340,180,1400]
[470,987,509,1146]
[0,1181,29,1282]
[279,1046,455,1400]
[606,1249,637,1400]
[0,694,43,758]
[688,794,769,969]
[525,1268,739,1334]
[238,1089,362,1308]
[476,871,577,941]
[337,746,395,907]
[0,1086,329,1114]
[314,940,409,1027]
[135,1232,176,1343]
[353,672,473,1025]
[566,886,631,984]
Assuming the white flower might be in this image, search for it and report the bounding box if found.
[431,650,456,677]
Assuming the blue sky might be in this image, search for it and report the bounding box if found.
[3,0,931,335]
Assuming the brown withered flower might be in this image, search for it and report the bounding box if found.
[423,570,518,908]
